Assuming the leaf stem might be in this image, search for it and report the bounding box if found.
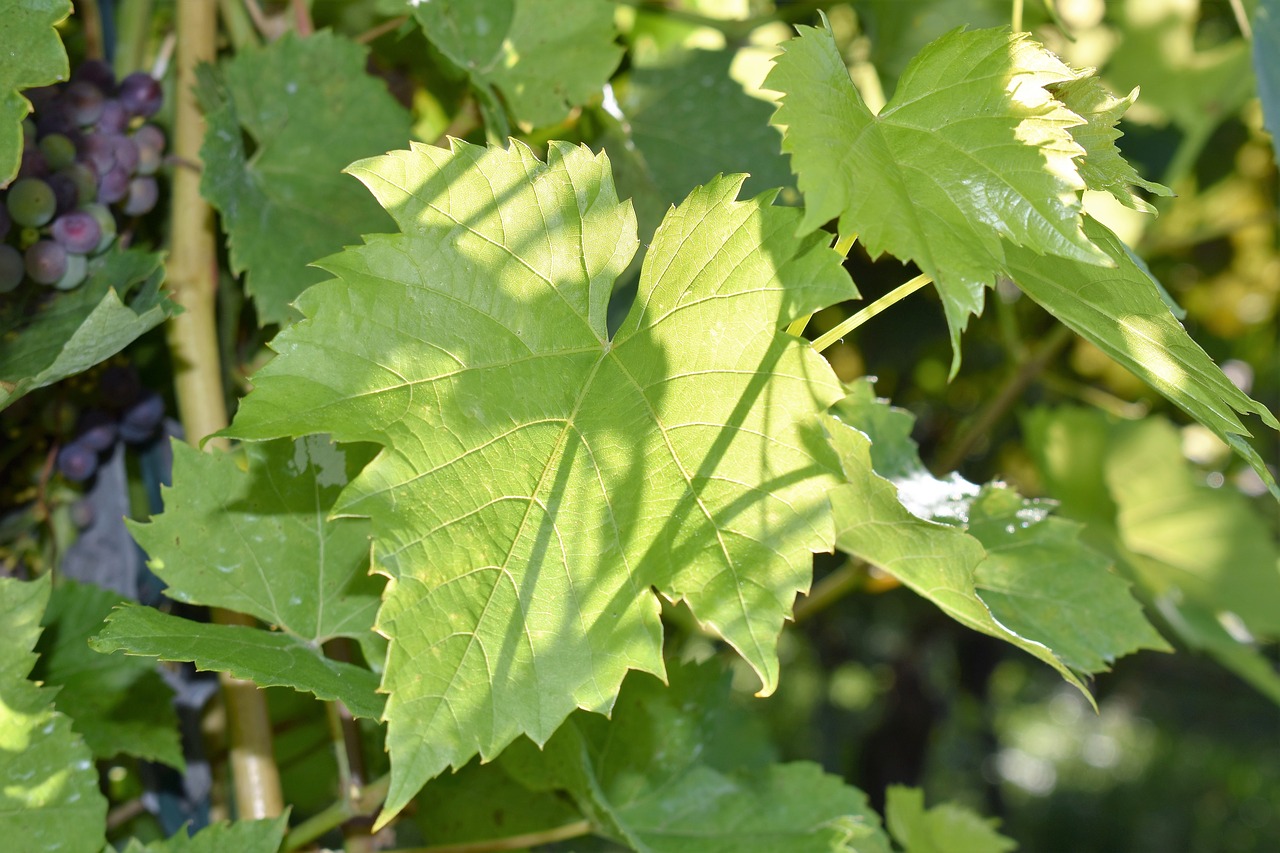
[1229,0,1253,40]
[811,273,931,353]
[168,0,283,820]
[1012,0,1024,33]
[283,774,391,852]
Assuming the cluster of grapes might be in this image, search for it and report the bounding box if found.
[0,60,165,296]
[56,364,168,483]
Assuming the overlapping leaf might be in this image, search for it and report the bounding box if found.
[0,575,107,853]
[119,815,288,853]
[198,31,412,326]
[0,0,70,184]
[502,663,893,852]
[827,381,1164,686]
[885,786,1015,853]
[766,24,1111,367]
[1007,217,1280,496]
[224,139,856,822]
[402,0,622,128]
[101,436,384,713]
[0,248,173,411]
[35,580,182,768]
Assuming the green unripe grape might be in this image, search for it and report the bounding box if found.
[18,226,41,250]
[60,163,98,206]
[80,203,117,253]
[53,252,88,290]
[6,177,57,227]
[0,244,23,293]
[38,134,77,170]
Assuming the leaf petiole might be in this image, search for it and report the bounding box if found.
[811,272,931,353]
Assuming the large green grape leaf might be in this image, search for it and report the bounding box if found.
[402,0,622,128]
[766,24,1111,370]
[1006,217,1280,497]
[198,31,411,327]
[0,0,70,185]
[1256,0,1280,167]
[91,606,383,719]
[885,786,1015,853]
[34,580,183,769]
[119,815,288,853]
[224,139,856,823]
[0,248,173,411]
[502,663,893,853]
[599,48,794,241]
[0,575,107,853]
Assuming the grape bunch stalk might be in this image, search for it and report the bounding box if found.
[0,60,166,296]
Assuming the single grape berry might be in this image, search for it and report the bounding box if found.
[51,210,103,254]
[97,99,129,134]
[122,176,158,216]
[0,245,23,293]
[76,409,119,452]
[80,133,117,173]
[118,72,162,119]
[25,240,68,285]
[53,252,88,290]
[119,390,165,444]
[60,163,99,206]
[7,177,58,227]
[57,441,99,482]
[98,164,130,204]
[111,135,140,174]
[46,172,80,215]
[80,203,117,253]
[38,133,77,170]
[64,80,106,126]
[132,124,165,175]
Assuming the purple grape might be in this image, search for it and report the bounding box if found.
[6,178,57,227]
[25,240,68,284]
[0,245,23,293]
[111,135,140,174]
[119,73,162,119]
[132,124,165,174]
[60,163,99,205]
[38,133,77,170]
[17,147,49,179]
[76,409,119,451]
[53,252,87,290]
[73,59,116,94]
[80,203,117,252]
[119,390,164,443]
[46,172,80,214]
[80,133,117,173]
[35,104,76,139]
[57,441,99,482]
[97,99,129,134]
[122,176,158,216]
[64,81,105,126]
[98,164,130,204]
[51,210,103,253]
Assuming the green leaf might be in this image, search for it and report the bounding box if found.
[766,24,1109,369]
[224,139,856,822]
[0,248,173,411]
[0,0,70,185]
[502,664,894,853]
[128,437,383,653]
[1255,0,1280,167]
[1048,76,1172,212]
[1006,217,1280,496]
[118,815,288,853]
[198,31,412,327]
[600,48,794,240]
[34,580,183,769]
[885,786,1016,853]
[404,0,622,128]
[0,575,107,853]
[90,606,383,719]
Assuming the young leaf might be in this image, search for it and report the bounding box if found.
[35,579,183,769]
[0,0,70,184]
[225,139,856,821]
[1006,217,1280,496]
[502,664,894,853]
[766,24,1108,369]
[0,575,107,853]
[0,248,173,411]
[885,785,1016,853]
[90,606,383,719]
[198,31,412,326]
[402,0,622,128]
[118,814,288,853]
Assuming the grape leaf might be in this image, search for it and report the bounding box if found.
[224,139,856,822]
[0,0,70,185]
[198,31,412,327]
[1006,217,1280,497]
[127,437,383,656]
[34,580,183,769]
[1256,0,1280,167]
[885,785,1015,853]
[0,248,173,411]
[90,606,383,719]
[0,575,107,853]
[599,48,794,241]
[119,815,288,853]
[403,0,622,128]
[502,663,894,853]
[766,24,1109,370]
